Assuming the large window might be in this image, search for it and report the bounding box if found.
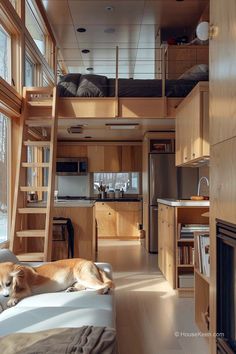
[93,173,140,194]
[0,24,11,84]
[25,0,45,55]
[0,114,9,243]
[25,55,35,86]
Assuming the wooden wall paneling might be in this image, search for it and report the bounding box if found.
[210,0,236,145]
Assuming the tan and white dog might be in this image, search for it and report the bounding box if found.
[0,259,114,307]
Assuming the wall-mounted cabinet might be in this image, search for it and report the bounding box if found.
[58,144,142,172]
[175,82,209,167]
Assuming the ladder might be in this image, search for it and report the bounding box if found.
[10,87,59,262]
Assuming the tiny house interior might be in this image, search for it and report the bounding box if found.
[0,0,234,353]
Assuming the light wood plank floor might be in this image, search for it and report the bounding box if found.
[97,239,210,354]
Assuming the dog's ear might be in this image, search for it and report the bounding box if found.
[10,265,25,278]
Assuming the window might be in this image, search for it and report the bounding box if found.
[93,173,140,194]
[25,56,35,86]
[25,0,45,55]
[0,24,11,84]
[0,114,9,243]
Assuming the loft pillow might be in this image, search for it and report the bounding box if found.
[178,64,209,81]
[0,249,20,312]
[58,74,81,97]
[77,74,108,97]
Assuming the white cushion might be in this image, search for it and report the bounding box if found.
[0,307,114,336]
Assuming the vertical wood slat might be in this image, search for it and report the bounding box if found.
[44,86,58,261]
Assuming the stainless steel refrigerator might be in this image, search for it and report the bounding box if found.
[149,153,198,253]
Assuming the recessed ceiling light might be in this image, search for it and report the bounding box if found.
[77,27,86,33]
[67,126,83,134]
[106,123,140,130]
[84,136,92,139]
[86,67,93,71]
[82,49,90,54]
[105,6,114,12]
[104,28,116,34]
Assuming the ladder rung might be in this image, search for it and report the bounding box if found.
[26,120,52,127]
[16,230,45,237]
[16,252,45,262]
[22,162,50,168]
[26,87,53,94]
[20,186,48,192]
[24,141,50,147]
[28,100,52,108]
[18,208,47,214]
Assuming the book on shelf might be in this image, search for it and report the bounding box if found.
[178,245,194,265]
[196,234,210,277]
[179,224,209,239]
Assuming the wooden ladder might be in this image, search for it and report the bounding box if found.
[10,87,59,262]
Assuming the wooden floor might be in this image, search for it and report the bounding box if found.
[97,239,210,354]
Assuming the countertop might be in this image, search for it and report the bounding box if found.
[28,200,95,208]
[95,198,141,202]
[157,198,210,207]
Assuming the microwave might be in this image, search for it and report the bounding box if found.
[56,158,88,175]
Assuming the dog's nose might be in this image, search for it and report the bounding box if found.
[3,294,9,297]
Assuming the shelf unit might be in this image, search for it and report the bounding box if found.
[194,231,210,334]
[175,207,209,295]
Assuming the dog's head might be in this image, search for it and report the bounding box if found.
[0,262,24,297]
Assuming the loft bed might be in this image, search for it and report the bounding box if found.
[31,46,209,119]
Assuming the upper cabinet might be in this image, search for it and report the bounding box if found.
[87,145,142,172]
[175,82,209,167]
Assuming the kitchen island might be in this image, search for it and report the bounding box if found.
[157,198,209,292]
[28,200,96,261]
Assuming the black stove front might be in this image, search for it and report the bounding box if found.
[217,220,236,354]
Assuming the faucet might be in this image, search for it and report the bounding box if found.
[197,176,209,196]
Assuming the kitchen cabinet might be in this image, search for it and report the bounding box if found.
[88,146,105,172]
[95,201,142,239]
[158,204,175,288]
[166,45,208,79]
[95,202,117,237]
[175,82,209,166]
[121,146,142,172]
[88,145,142,172]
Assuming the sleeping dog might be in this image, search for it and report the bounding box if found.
[0,259,114,307]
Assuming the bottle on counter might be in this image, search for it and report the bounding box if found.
[121,188,124,198]
[115,189,120,199]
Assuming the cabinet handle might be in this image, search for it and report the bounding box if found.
[184,157,188,160]
[108,212,111,215]
[192,153,195,157]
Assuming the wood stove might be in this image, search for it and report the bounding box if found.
[217,220,236,354]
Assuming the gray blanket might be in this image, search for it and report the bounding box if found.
[0,326,117,354]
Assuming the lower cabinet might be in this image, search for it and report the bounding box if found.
[158,204,175,288]
[95,201,142,238]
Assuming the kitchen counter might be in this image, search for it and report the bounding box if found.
[28,200,95,208]
[157,198,210,207]
[95,198,141,202]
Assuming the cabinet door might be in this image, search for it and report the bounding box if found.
[116,202,141,237]
[121,146,142,172]
[164,223,175,288]
[95,202,117,237]
[210,0,236,145]
[88,146,104,172]
[190,93,202,160]
[158,217,165,273]
[104,146,121,172]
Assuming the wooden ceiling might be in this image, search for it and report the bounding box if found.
[43,0,208,78]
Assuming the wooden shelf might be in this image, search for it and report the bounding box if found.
[177,264,194,268]
[177,238,194,242]
[195,268,210,284]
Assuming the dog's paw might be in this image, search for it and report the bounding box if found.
[65,286,76,292]
[7,298,19,307]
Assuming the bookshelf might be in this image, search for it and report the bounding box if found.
[194,231,210,334]
[175,207,209,294]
